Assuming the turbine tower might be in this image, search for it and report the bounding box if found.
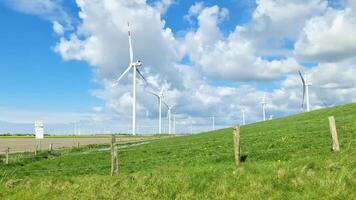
[299,71,312,112]
[146,87,164,134]
[113,23,146,135]
[262,93,267,121]
[163,102,174,134]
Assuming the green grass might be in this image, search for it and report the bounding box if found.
[1,103,356,199]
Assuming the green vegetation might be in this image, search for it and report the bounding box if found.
[1,103,355,199]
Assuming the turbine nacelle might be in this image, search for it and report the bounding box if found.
[134,60,142,67]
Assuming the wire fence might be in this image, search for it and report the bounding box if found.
[0,114,355,177]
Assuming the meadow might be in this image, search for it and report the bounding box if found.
[0,103,355,199]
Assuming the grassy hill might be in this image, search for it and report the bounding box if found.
[1,103,355,199]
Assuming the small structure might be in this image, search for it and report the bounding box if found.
[35,120,44,150]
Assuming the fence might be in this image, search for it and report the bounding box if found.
[1,115,355,177]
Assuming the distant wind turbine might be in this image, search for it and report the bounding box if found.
[261,92,267,121]
[146,87,165,134]
[298,71,312,112]
[112,23,146,135]
[163,101,174,134]
[241,109,246,125]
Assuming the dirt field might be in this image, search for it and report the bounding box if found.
[0,137,150,154]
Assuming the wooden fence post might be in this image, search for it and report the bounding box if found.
[328,116,340,152]
[111,135,119,176]
[6,147,10,164]
[77,142,80,149]
[233,125,241,167]
[49,144,53,152]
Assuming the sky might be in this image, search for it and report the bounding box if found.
[1,0,356,134]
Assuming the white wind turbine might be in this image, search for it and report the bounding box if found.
[261,92,267,121]
[299,71,312,112]
[113,23,146,136]
[163,101,174,135]
[146,87,164,134]
[241,109,246,125]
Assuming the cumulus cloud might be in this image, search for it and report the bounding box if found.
[53,0,356,128]
[184,4,301,82]
[184,1,204,23]
[5,0,356,133]
[294,8,356,62]
[153,0,175,14]
[55,0,183,82]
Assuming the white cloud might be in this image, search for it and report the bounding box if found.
[55,0,183,82]
[5,0,72,27]
[6,0,356,133]
[184,4,301,82]
[294,8,356,62]
[153,0,175,14]
[230,0,327,56]
[52,21,64,35]
[184,1,204,22]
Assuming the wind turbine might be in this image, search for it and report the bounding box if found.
[298,71,312,112]
[241,109,246,125]
[113,23,146,136]
[261,92,267,121]
[146,87,164,134]
[163,102,174,134]
[211,115,215,130]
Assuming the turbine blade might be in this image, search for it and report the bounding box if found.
[163,101,169,109]
[113,65,132,86]
[146,90,159,98]
[136,68,147,83]
[298,70,305,85]
[128,22,133,64]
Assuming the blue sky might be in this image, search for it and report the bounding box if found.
[0,0,254,112]
[0,3,100,112]
[0,0,356,134]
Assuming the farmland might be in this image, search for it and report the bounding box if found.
[0,135,160,154]
[0,103,356,199]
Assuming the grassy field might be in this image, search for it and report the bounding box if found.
[0,103,355,199]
